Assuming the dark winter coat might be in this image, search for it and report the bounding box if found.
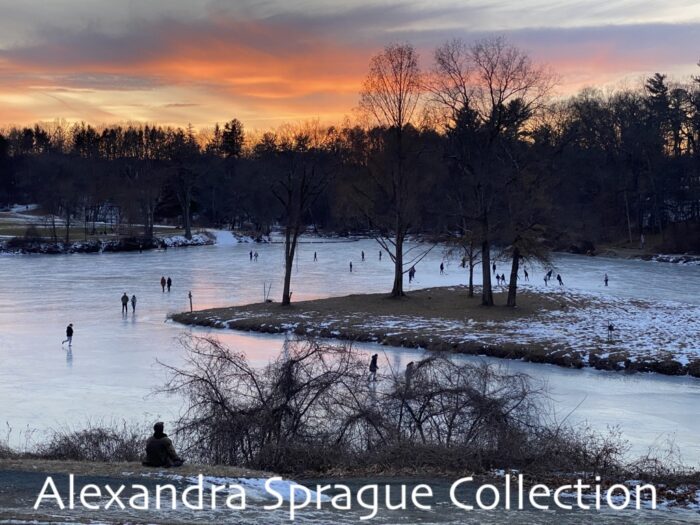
[144,432,182,467]
[66,326,73,337]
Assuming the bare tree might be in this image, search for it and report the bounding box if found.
[359,43,423,297]
[430,37,554,306]
[258,124,334,305]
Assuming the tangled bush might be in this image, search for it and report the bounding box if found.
[161,335,628,475]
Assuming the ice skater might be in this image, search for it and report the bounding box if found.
[314,251,317,262]
[492,262,496,274]
[379,250,382,261]
[62,323,73,346]
[131,294,137,313]
[361,250,365,261]
[249,250,253,261]
[440,262,444,275]
[121,292,129,314]
[408,265,416,283]
[254,251,259,261]
[167,277,172,292]
[368,354,379,382]
[543,275,548,286]
[500,273,506,286]
[524,269,529,281]
[160,276,166,292]
[604,273,609,287]
[405,361,414,388]
[349,261,353,272]
[557,274,564,286]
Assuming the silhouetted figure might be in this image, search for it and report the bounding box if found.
[138,243,143,253]
[405,361,414,388]
[62,323,73,346]
[607,322,615,342]
[361,250,365,261]
[254,251,259,261]
[492,262,496,274]
[160,276,166,292]
[557,274,564,286]
[131,294,137,313]
[547,269,553,280]
[249,250,253,261]
[167,277,172,292]
[604,273,609,287]
[142,422,184,468]
[379,251,382,261]
[408,265,416,283]
[314,251,317,262]
[501,273,506,285]
[524,269,529,281]
[349,261,353,272]
[368,354,379,382]
[544,275,548,286]
[121,292,129,314]
[440,262,444,275]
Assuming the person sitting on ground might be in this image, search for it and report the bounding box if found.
[142,422,184,468]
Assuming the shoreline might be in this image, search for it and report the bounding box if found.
[171,286,700,378]
[0,231,216,255]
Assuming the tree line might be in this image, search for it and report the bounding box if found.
[0,37,699,305]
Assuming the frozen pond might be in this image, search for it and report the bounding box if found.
[0,234,699,465]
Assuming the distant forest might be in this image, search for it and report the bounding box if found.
[1,38,699,258]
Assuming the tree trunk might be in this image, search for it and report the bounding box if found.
[282,225,299,305]
[390,233,404,297]
[624,190,633,245]
[506,247,520,307]
[481,238,493,306]
[468,260,475,298]
[182,194,192,240]
[64,207,71,244]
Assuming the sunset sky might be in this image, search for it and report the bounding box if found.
[1,0,699,131]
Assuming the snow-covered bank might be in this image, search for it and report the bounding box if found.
[0,231,215,254]
[173,285,700,378]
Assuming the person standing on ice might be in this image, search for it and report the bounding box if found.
[557,274,564,286]
[61,323,73,346]
[543,275,548,286]
[166,277,172,292]
[314,251,317,262]
[131,294,137,313]
[604,273,609,287]
[500,273,506,285]
[160,276,166,292]
[492,262,496,274]
[349,261,353,272]
[121,292,129,314]
[524,268,529,281]
[249,250,253,261]
[440,262,445,275]
[368,354,379,382]
[361,250,365,261]
[379,250,382,261]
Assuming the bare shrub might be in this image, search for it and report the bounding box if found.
[161,335,631,475]
[34,421,144,462]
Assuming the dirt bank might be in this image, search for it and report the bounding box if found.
[172,286,700,377]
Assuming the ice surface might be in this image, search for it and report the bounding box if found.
[0,233,699,462]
